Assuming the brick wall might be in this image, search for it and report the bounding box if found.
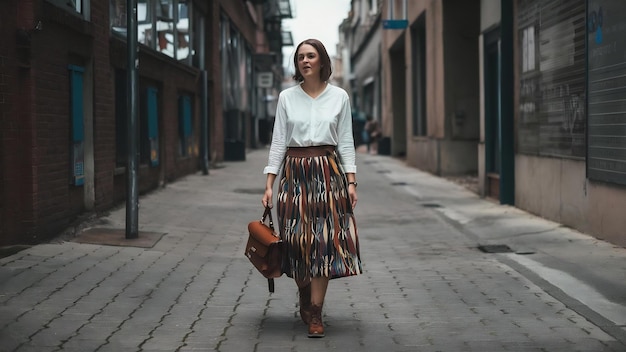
[28,3,95,240]
[91,0,117,211]
[209,1,224,162]
[0,0,264,245]
[0,2,16,243]
[0,0,39,245]
[108,37,201,202]
[1,1,110,244]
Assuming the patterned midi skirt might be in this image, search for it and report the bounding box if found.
[277,145,363,284]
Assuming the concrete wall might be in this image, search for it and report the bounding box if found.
[516,155,626,247]
[407,139,439,174]
[480,0,501,32]
[382,0,442,162]
[382,0,479,175]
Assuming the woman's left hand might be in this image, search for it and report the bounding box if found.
[348,187,358,209]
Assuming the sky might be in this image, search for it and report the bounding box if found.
[281,0,352,73]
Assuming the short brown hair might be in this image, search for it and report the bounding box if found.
[292,39,332,82]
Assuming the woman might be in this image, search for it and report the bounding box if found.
[262,39,363,338]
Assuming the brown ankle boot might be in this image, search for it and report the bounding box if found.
[298,284,312,324]
[307,304,325,338]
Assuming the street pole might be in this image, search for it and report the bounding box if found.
[199,17,209,175]
[126,0,139,239]
[201,70,209,175]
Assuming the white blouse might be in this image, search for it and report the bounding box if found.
[263,83,356,175]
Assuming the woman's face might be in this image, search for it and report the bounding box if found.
[297,44,321,81]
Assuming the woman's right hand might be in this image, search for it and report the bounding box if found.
[262,188,273,209]
[262,174,276,208]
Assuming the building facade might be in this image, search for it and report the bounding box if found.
[0,0,290,246]
[508,0,626,246]
[373,0,626,246]
[380,0,481,173]
[340,0,383,148]
[477,0,626,246]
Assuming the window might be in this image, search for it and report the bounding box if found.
[47,0,90,19]
[110,0,127,33]
[115,75,160,168]
[178,95,193,157]
[69,65,85,186]
[521,26,536,73]
[110,0,192,64]
[370,0,378,14]
[411,13,427,136]
[141,86,160,166]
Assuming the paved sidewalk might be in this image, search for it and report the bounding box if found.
[1,148,625,352]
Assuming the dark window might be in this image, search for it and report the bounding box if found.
[178,95,193,157]
[140,86,160,166]
[411,13,427,136]
[68,65,85,186]
[47,0,89,18]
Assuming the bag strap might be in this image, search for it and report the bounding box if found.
[262,206,277,293]
[261,206,275,231]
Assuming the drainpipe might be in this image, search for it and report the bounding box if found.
[201,70,209,175]
[198,16,209,175]
[500,0,515,205]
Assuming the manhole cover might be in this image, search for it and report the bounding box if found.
[477,244,514,253]
[391,182,407,186]
[377,170,391,173]
[421,203,442,208]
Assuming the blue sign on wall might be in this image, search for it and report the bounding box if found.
[383,19,408,30]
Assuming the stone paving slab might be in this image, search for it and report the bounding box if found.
[0,148,625,351]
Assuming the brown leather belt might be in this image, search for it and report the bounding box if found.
[286,145,335,157]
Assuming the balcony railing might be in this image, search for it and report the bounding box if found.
[264,0,292,20]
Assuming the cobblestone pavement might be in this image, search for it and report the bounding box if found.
[1,148,625,352]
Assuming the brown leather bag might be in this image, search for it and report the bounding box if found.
[245,207,283,292]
